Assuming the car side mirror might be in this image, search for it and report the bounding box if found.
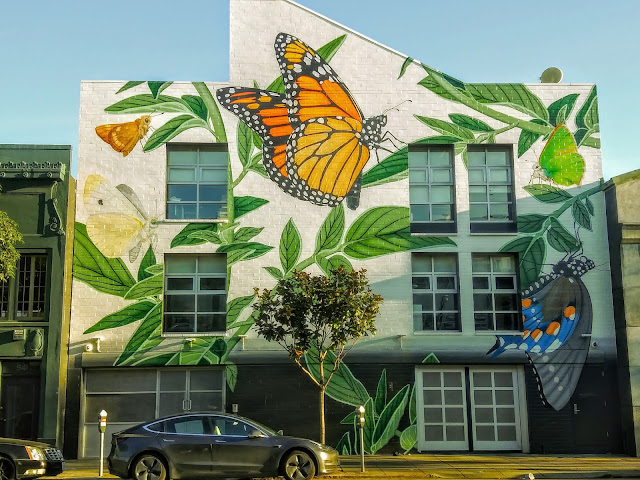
[276,430,283,435]
[248,430,266,439]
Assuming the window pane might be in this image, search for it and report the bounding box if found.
[467,151,485,166]
[476,425,495,441]
[473,372,492,387]
[416,313,434,330]
[409,169,427,182]
[445,407,464,423]
[489,168,509,183]
[166,417,208,434]
[198,256,226,273]
[494,373,514,388]
[164,314,195,332]
[495,389,514,405]
[165,294,195,313]
[446,425,466,441]
[472,256,491,272]
[431,205,452,222]
[492,256,515,272]
[424,407,443,422]
[444,390,463,405]
[497,426,517,441]
[470,204,488,221]
[474,390,493,405]
[413,293,433,311]
[197,314,226,332]
[469,186,487,202]
[200,185,227,202]
[166,277,194,291]
[474,313,493,330]
[489,185,510,202]
[473,294,493,310]
[496,408,516,423]
[408,151,428,167]
[85,394,156,423]
[443,372,462,387]
[190,370,224,390]
[495,276,515,290]
[168,150,198,165]
[424,390,442,405]
[410,205,429,222]
[429,150,451,166]
[166,257,196,274]
[436,276,455,290]
[168,167,196,182]
[167,185,197,201]
[494,293,516,311]
[436,313,459,331]
[423,372,441,387]
[410,186,429,204]
[495,313,519,330]
[167,203,197,219]
[475,407,494,423]
[431,186,452,203]
[412,277,430,290]
[468,169,486,183]
[473,277,489,289]
[199,204,225,219]
[160,370,186,391]
[489,203,510,220]
[412,255,432,272]
[431,169,451,183]
[435,293,456,311]
[197,294,226,312]
[86,370,156,393]
[487,151,508,165]
[432,256,455,273]
[426,425,444,441]
[199,150,227,166]
[200,277,226,291]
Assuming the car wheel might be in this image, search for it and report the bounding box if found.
[0,458,15,480]
[132,454,167,480]
[282,449,316,480]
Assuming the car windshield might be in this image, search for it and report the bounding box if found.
[242,417,278,436]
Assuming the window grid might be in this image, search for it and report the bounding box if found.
[0,281,8,318]
[163,255,226,334]
[467,148,514,223]
[472,254,520,331]
[409,147,455,224]
[166,145,227,220]
[16,255,46,319]
[412,254,460,332]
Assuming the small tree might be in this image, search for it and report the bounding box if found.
[253,266,382,443]
[0,210,22,282]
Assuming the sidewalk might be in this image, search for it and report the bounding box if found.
[42,454,640,480]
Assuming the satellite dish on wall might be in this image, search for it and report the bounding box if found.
[540,67,563,83]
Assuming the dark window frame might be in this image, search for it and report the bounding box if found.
[0,253,48,321]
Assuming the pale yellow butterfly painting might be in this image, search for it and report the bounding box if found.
[83,174,157,262]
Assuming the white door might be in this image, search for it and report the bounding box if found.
[416,367,468,451]
[469,367,521,450]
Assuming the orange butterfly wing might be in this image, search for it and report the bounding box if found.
[95,115,150,157]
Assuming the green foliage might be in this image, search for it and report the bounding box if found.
[0,210,22,282]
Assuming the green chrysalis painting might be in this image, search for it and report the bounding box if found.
[537,124,585,186]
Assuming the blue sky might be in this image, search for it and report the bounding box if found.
[0,0,637,179]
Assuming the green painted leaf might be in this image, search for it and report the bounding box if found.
[104,94,192,114]
[84,300,156,334]
[227,295,256,328]
[171,223,217,248]
[189,230,221,244]
[181,95,208,120]
[538,125,584,186]
[418,76,462,102]
[73,223,136,297]
[316,255,353,277]
[517,118,548,157]
[124,273,163,300]
[145,264,163,275]
[555,104,568,126]
[143,115,209,152]
[371,384,410,453]
[138,246,157,281]
[585,196,595,215]
[252,131,262,150]
[547,94,579,126]
[280,219,302,273]
[237,121,254,167]
[115,303,163,366]
[340,412,356,425]
[500,236,546,288]
[374,369,387,416]
[131,353,177,366]
[572,201,592,231]
[336,432,353,455]
[400,424,417,452]
[575,86,599,131]
[116,81,144,94]
[414,116,474,140]
[234,196,269,218]
[448,114,494,132]
[249,163,268,178]
[264,266,284,280]
[234,227,264,242]
[363,397,376,454]
[226,362,238,392]
[465,83,549,121]
[362,147,407,188]
[409,384,416,424]
[343,207,455,259]
[212,338,227,358]
[414,135,462,145]
[267,34,347,94]
[148,81,172,98]
[524,184,572,203]
[315,204,345,253]
[547,217,580,253]
[517,214,547,233]
[217,242,273,261]
[398,57,414,79]
[304,346,369,407]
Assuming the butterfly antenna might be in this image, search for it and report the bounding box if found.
[382,99,412,115]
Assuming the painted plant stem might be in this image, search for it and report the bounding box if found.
[549,183,602,219]
[421,64,601,149]
[193,82,227,143]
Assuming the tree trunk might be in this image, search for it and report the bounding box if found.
[320,386,326,444]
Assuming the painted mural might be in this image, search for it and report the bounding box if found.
[73,27,607,454]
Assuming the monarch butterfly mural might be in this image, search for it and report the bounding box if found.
[488,252,594,410]
[217,33,389,210]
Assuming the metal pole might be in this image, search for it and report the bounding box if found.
[359,422,365,472]
[99,431,104,477]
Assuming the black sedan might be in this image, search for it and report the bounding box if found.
[108,413,338,480]
[0,437,64,480]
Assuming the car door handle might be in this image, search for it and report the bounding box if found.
[213,440,226,443]
[162,439,176,442]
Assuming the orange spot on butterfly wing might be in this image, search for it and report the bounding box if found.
[269,125,294,138]
[545,321,561,335]
[230,97,257,104]
[258,107,289,118]
[321,80,362,121]
[231,91,256,98]
[564,306,576,319]
[522,299,532,308]
[296,76,323,91]
[262,116,291,127]
[532,329,543,342]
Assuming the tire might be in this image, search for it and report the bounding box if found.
[0,458,14,480]
[131,454,167,480]
[282,449,316,480]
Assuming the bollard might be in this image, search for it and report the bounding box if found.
[98,410,108,477]
[358,405,365,473]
